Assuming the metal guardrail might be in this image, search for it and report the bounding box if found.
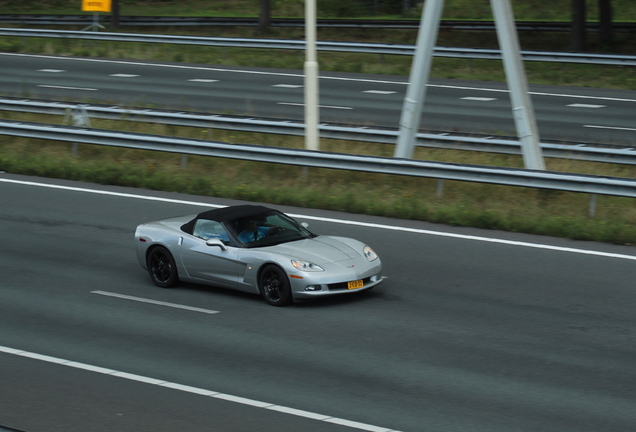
[0,15,635,32]
[1,119,636,199]
[2,97,635,166]
[1,28,634,66]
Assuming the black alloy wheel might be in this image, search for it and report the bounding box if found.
[259,265,292,306]
[147,247,179,288]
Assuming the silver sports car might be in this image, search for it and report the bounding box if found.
[134,205,384,306]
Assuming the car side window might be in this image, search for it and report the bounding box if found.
[193,219,230,244]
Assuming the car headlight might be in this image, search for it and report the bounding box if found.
[363,245,378,261]
[291,260,324,271]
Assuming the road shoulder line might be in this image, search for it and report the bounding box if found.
[0,345,400,432]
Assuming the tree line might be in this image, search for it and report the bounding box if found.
[101,0,615,52]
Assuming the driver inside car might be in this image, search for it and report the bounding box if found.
[238,220,271,243]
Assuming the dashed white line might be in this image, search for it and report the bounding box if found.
[38,69,65,73]
[567,103,606,108]
[566,104,607,108]
[1,177,635,262]
[273,84,303,88]
[91,290,220,314]
[278,102,353,110]
[461,97,497,101]
[189,79,219,83]
[37,85,97,91]
[6,53,636,103]
[363,90,396,95]
[0,345,402,432]
[109,74,139,78]
[584,125,636,132]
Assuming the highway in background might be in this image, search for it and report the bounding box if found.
[1,53,634,145]
[1,173,636,432]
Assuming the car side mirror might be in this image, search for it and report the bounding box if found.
[206,239,228,251]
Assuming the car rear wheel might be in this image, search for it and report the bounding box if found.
[147,247,179,288]
[259,265,292,306]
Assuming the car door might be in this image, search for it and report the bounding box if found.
[179,220,239,288]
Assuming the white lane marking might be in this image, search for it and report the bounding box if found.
[160,382,217,395]
[527,91,634,103]
[268,405,330,420]
[461,97,497,101]
[38,69,65,73]
[91,290,220,314]
[273,84,303,88]
[567,103,606,108]
[327,418,395,431]
[364,90,396,95]
[429,83,636,103]
[5,53,636,103]
[584,125,636,132]
[1,177,635,262]
[37,85,97,91]
[0,345,401,432]
[109,74,139,78]
[113,372,166,385]
[278,102,353,110]
[213,393,271,407]
[188,79,219,83]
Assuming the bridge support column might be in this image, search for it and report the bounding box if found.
[395,0,545,171]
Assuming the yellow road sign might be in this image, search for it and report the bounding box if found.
[82,0,112,12]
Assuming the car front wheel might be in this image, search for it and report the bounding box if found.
[259,265,292,306]
[147,247,179,288]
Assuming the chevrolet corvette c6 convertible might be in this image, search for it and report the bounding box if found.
[134,205,384,306]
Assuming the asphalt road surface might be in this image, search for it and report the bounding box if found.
[1,173,635,432]
[1,53,635,145]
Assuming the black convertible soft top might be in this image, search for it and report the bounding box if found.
[198,205,277,222]
[181,205,278,234]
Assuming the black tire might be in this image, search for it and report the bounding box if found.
[259,265,292,306]
[147,247,179,288]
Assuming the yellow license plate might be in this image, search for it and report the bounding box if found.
[347,279,364,289]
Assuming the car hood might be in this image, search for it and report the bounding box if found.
[269,236,362,265]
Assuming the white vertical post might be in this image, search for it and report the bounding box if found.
[436,179,444,197]
[304,0,320,151]
[490,0,545,170]
[588,194,597,217]
[394,0,445,159]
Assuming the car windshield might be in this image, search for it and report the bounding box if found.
[229,212,315,248]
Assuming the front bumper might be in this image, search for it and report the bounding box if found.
[288,258,384,299]
[291,274,385,298]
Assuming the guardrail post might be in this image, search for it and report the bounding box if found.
[436,179,444,197]
[63,105,92,156]
[589,193,597,217]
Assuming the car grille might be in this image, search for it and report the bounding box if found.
[328,277,372,291]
